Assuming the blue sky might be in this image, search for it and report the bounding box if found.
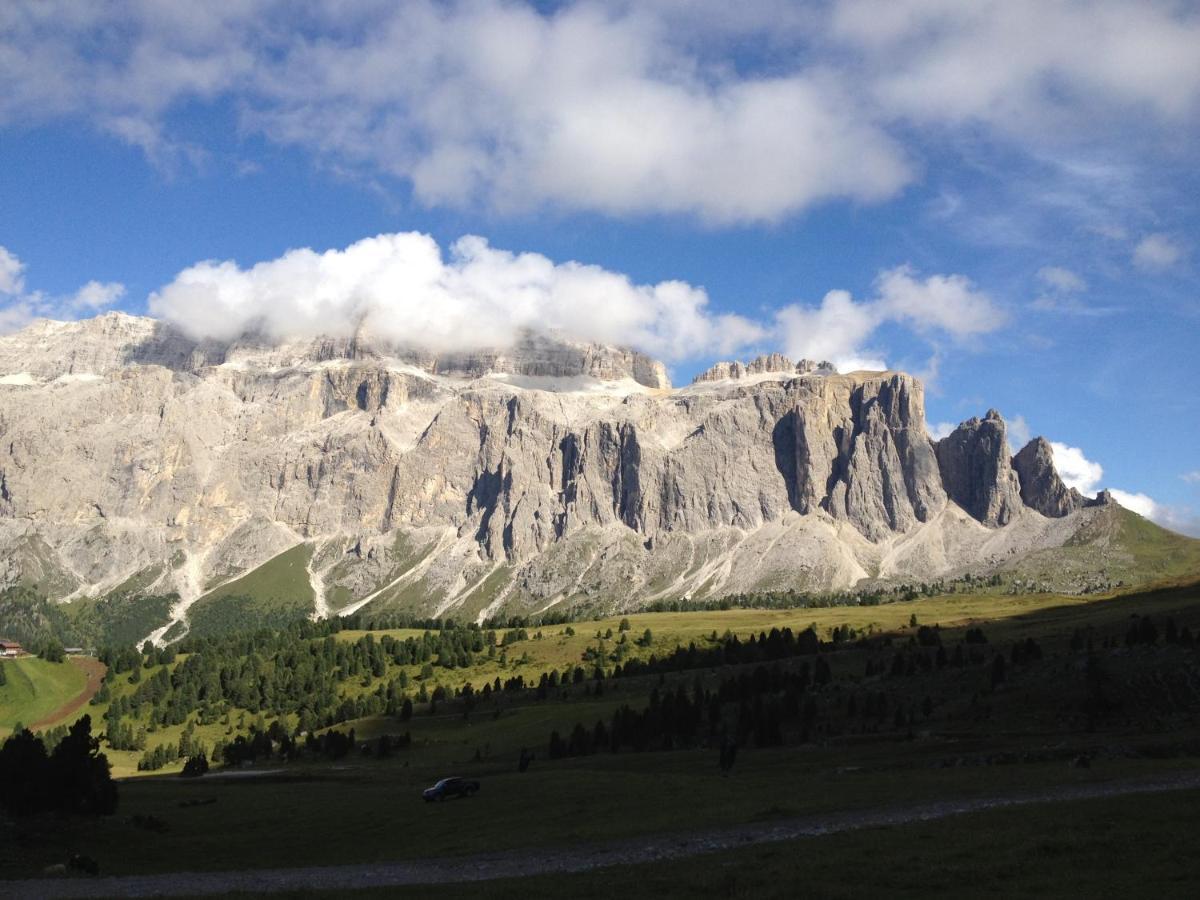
[0,1,1197,532]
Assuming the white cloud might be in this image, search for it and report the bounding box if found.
[2,2,1197,223]
[0,1,911,224]
[1183,470,1200,485]
[1036,266,1086,293]
[149,233,1005,370]
[0,246,125,333]
[149,232,765,362]
[1106,488,1158,519]
[775,290,886,372]
[1049,441,1104,495]
[1133,233,1185,270]
[775,265,1003,371]
[0,247,25,295]
[875,266,1005,337]
[70,280,126,311]
[831,0,1200,133]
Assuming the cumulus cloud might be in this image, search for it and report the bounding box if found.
[1133,233,1185,270]
[775,290,886,372]
[875,266,1006,337]
[776,265,1002,371]
[148,232,1004,369]
[1049,442,1104,495]
[149,233,765,362]
[2,1,1197,223]
[0,245,125,333]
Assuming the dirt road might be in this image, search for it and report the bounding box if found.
[29,657,107,731]
[3,770,1199,898]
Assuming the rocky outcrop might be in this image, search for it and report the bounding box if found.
[1013,437,1086,518]
[692,355,834,384]
[430,333,670,388]
[935,410,1023,527]
[692,360,747,382]
[795,359,836,375]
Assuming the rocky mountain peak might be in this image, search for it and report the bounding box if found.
[1012,436,1086,518]
[935,411,1023,527]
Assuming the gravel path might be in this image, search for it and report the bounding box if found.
[5,771,1200,898]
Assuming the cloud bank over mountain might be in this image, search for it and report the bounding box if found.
[146,232,1003,371]
[148,233,765,362]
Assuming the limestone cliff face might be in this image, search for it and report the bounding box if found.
[0,313,1107,631]
[935,410,1023,527]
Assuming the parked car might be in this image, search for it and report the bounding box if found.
[422,777,480,802]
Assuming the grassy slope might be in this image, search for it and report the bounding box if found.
[0,656,86,736]
[1007,505,1200,589]
[67,577,1200,776]
[187,544,315,638]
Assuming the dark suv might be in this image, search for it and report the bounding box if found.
[422,777,480,802]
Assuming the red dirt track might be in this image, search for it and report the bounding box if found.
[29,656,107,730]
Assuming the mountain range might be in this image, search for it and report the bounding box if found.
[0,312,1196,643]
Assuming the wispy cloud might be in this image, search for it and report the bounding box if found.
[1030,263,1122,316]
[1133,233,1186,271]
[0,246,125,333]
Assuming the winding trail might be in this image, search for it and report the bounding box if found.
[4,771,1200,898]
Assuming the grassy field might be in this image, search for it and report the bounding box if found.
[2,738,1198,879]
[296,787,1200,899]
[4,577,1200,885]
[0,656,87,737]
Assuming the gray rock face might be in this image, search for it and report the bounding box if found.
[0,313,1111,631]
[1012,437,1085,517]
[935,410,1023,527]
